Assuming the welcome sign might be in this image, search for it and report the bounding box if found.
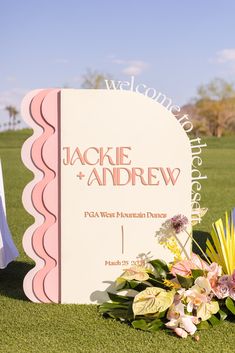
[21,89,192,304]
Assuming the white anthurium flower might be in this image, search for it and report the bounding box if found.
[119,266,150,282]
[133,287,175,316]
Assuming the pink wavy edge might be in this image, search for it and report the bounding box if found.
[21,89,60,303]
[21,89,46,303]
[35,89,60,303]
[29,90,57,303]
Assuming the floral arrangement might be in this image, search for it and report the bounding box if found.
[99,209,235,339]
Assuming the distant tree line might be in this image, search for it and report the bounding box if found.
[2,73,234,137]
[181,78,235,137]
[81,72,235,137]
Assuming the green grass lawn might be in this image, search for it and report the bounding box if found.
[0,130,235,353]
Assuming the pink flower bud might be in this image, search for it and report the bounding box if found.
[174,327,188,338]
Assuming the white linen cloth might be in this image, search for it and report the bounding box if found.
[0,160,19,268]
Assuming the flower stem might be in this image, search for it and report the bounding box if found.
[174,234,190,260]
[184,230,212,265]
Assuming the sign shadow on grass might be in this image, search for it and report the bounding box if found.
[0,261,34,301]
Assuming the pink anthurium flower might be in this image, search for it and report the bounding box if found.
[171,254,221,284]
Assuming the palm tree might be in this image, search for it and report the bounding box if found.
[5,105,19,130]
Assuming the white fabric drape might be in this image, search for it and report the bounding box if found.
[0,160,19,268]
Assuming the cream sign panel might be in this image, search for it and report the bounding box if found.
[21,89,192,304]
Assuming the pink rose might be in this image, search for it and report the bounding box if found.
[218,275,230,284]
[207,262,221,281]
[213,283,230,299]
[229,280,235,300]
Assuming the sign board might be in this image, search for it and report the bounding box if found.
[21,89,192,304]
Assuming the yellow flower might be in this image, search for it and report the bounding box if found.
[163,279,181,289]
[160,236,182,260]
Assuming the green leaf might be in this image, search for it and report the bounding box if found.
[133,287,174,316]
[99,300,134,321]
[132,318,164,332]
[208,314,221,326]
[107,292,132,303]
[116,280,130,291]
[123,281,150,293]
[156,309,167,319]
[176,274,194,289]
[218,309,228,321]
[99,302,128,314]
[225,297,235,315]
[106,308,132,320]
[126,302,134,320]
[191,269,205,280]
[197,320,210,330]
[147,276,165,289]
[147,319,164,331]
[149,260,169,278]
[116,277,126,287]
[132,319,149,331]
[129,280,144,289]
[150,259,169,271]
[121,280,146,291]
[166,273,175,280]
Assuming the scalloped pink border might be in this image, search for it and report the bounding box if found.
[41,90,60,303]
[21,89,60,303]
[21,89,46,303]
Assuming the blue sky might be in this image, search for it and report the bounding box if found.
[0,0,235,122]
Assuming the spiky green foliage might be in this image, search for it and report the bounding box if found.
[206,209,235,274]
